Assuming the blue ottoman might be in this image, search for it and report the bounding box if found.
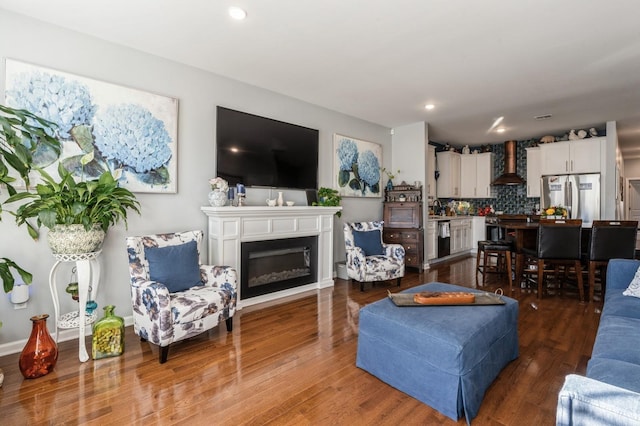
[356,282,519,424]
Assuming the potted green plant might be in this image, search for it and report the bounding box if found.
[0,104,61,292]
[7,163,141,254]
[313,187,342,217]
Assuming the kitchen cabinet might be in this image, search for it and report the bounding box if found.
[426,220,437,260]
[539,138,603,175]
[436,150,461,198]
[427,144,436,200]
[526,147,540,197]
[450,218,471,254]
[471,216,486,251]
[460,152,495,198]
[383,185,423,271]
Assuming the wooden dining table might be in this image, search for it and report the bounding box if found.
[497,221,540,287]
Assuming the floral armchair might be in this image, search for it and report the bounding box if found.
[125,230,237,363]
[343,221,405,291]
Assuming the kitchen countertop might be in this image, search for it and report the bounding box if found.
[428,215,486,221]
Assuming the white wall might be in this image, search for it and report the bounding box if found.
[391,122,428,187]
[0,10,391,347]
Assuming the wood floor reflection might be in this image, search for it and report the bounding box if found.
[0,256,601,425]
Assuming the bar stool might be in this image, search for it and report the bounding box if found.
[476,239,514,290]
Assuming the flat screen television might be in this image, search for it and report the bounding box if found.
[216,106,319,190]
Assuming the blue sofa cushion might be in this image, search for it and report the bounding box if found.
[352,229,384,256]
[601,292,640,320]
[144,240,202,293]
[591,315,640,365]
[587,357,640,394]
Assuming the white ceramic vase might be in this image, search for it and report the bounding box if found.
[209,190,228,207]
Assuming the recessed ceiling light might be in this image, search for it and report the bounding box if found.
[424,104,435,110]
[496,128,506,133]
[229,6,247,20]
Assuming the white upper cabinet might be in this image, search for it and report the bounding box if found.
[539,138,603,175]
[460,152,494,198]
[526,147,540,197]
[436,151,461,198]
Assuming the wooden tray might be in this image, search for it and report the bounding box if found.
[387,290,506,307]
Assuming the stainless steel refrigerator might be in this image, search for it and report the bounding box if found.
[540,174,600,226]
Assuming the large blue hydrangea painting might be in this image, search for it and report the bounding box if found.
[4,59,178,193]
[334,134,382,197]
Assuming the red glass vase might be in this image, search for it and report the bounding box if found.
[19,314,58,379]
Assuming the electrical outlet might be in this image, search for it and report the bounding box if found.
[13,302,27,310]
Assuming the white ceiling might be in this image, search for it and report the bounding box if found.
[2,0,640,158]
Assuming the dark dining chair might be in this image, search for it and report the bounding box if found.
[522,219,584,300]
[586,220,638,302]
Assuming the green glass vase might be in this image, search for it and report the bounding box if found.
[92,305,124,359]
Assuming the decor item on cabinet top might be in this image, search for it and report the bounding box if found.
[540,135,555,144]
[312,187,342,217]
[462,145,470,154]
[381,167,400,191]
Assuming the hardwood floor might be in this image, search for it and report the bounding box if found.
[0,256,602,425]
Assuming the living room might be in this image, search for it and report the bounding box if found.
[1,2,640,424]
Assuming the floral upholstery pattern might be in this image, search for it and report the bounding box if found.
[343,221,405,287]
[126,230,237,355]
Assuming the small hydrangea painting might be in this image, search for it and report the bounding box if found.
[4,59,178,193]
[334,134,382,197]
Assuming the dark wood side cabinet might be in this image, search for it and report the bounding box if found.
[383,185,424,271]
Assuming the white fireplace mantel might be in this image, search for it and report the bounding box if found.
[201,206,342,308]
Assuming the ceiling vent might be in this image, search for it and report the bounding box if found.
[534,114,553,121]
[492,140,525,186]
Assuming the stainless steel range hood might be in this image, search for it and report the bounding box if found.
[492,140,525,185]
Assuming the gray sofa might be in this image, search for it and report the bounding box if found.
[557,258,640,425]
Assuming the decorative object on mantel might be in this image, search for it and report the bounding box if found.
[208,177,229,207]
[235,183,246,206]
[19,314,58,379]
[92,305,125,360]
[313,187,342,217]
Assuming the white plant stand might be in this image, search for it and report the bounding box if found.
[48,251,101,362]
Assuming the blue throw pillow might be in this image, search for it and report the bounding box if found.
[144,240,202,293]
[352,229,384,256]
